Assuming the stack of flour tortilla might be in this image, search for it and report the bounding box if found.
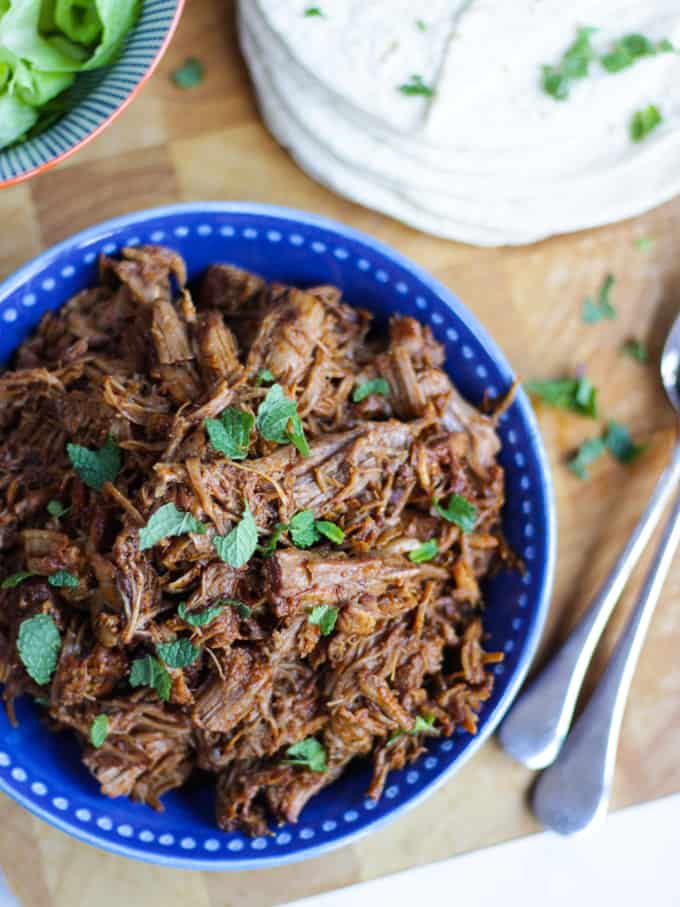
[238,0,680,247]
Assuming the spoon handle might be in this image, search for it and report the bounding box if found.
[499,441,680,769]
[532,485,680,834]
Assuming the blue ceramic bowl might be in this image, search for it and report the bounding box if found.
[0,203,556,868]
[0,0,184,188]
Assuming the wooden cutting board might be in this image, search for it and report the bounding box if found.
[2,1,680,903]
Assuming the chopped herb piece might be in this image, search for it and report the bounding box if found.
[178,602,225,626]
[212,503,258,568]
[398,74,434,97]
[600,33,675,73]
[157,638,200,668]
[409,539,439,563]
[47,500,69,518]
[256,384,309,456]
[287,411,311,457]
[256,368,275,386]
[633,235,655,252]
[289,510,319,548]
[172,58,204,89]
[67,435,120,491]
[304,5,323,16]
[390,713,439,742]
[308,604,339,636]
[433,494,478,533]
[352,377,390,403]
[582,274,616,324]
[630,105,662,142]
[416,19,427,31]
[568,437,606,479]
[621,338,649,363]
[48,570,78,589]
[139,503,206,551]
[17,614,61,685]
[315,520,345,544]
[604,421,646,464]
[89,714,109,748]
[542,26,597,100]
[259,522,287,556]
[221,598,253,619]
[129,655,171,702]
[284,737,327,773]
[524,376,598,418]
[413,714,440,735]
[205,407,254,460]
[1,571,34,589]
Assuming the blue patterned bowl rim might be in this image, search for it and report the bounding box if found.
[0,203,557,869]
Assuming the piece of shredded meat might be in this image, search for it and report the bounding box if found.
[0,246,508,835]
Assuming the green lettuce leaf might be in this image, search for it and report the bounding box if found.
[0,91,38,147]
[0,1,85,72]
[82,0,141,70]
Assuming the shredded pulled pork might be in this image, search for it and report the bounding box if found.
[0,246,507,834]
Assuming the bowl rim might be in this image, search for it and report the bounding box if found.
[0,202,557,869]
[0,0,186,190]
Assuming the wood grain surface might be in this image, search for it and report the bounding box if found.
[2,1,680,903]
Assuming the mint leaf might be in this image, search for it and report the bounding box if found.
[259,522,287,556]
[604,421,646,464]
[47,500,69,518]
[129,655,171,701]
[89,714,109,748]
[156,638,200,668]
[413,714,440,734]
[256,384,296,443]
[17,614,61,685]
[633,236,655,253]
[212,503,258,567]
[178,602,224,626]
[542,27,597,100]
[568,437,606,479]
[139,503,206,551]
[308,604,339,636]
[621,338,649,363]
[205,407,254,460]
[304,6,323,16]
[287,411,310,457]
[1,571,34,589]
[67,435,121,491]
[315,520,344,544]
[352,377,390,403]
[172,58,204,89]
[409,539,439,563]
[398,74,434,97]
[390,713,439,742]
[582,274,616,324]
[416,19,427,31]
[256,384,310,456]
[48,570,78,589]
[284,737,327,772]
[630,105,662,142]
[601,33,675,73]
[289,510,319,548]
[221,598,252,619]
[524,376,598,418]
[256,368,275,386]
[433,494,477,533]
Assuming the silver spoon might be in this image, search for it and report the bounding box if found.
[499,312,680,831]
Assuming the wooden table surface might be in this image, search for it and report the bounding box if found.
[2,1,680,904]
